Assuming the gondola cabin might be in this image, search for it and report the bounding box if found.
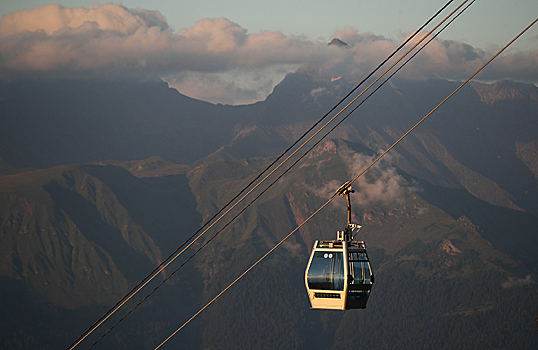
[304,181,374,310]
[305,233,374,310]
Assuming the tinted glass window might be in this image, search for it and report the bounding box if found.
[349,252,371,285]
[307,251,344,291]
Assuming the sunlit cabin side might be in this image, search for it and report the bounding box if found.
[305,239,374,310]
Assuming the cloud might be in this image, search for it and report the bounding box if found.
[310,147,413,207]
[165,64,298,105]
[1,4,537,104]
[0,4,328,103]
[0,4,326,73]
[342,151,409,206]
[282,241,302,255]
[502,274,534,288]
[0,3,167,36]
[166,72,260,105]
[480,49,538,82]
[316,28,538,83]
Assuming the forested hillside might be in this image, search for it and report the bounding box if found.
[1,73,537,349]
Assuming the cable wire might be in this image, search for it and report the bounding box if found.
[154,16,538,350]
[66,4,458,349]
[66,3,459,350]
[84,2,475,348]
[85,5,471,350]
[152,1,476,348]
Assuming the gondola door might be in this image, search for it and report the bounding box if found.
[305,241,350,310]
[345,244,373,309]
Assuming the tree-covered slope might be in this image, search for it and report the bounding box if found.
[178,139,538,350]
[0,163,204,349]
[0,73,537,349]
[1,140,537,348]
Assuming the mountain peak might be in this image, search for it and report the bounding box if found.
[328,38,348,47]
[470,80,538,105]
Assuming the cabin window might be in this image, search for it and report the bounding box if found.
[307,251,344,291]
[349,252,371,285]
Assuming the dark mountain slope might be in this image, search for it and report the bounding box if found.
[395,79,538,216]
[331,268,537,350]
[226,74,538,216]
[178,139,538,350]
[194,73,537,217]
[1,139,537,348]
[0,164,139,308]
[416,177,538,267]
[0,78,239,168]
[2,74,537,217]
[0,162,204,349]
[1,71,537,349]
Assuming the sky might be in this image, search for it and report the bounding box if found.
[1,0,537,104]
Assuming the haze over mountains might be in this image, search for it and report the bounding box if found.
[1,67,538,349]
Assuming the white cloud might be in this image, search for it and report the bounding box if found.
[282,241,302,255]
[0,3,166,36]
[502,274,534,288]
[342,151,409,206]
[1,3,537,104]
[166,72,260,105]
[165,64,299,104]
[0,4,322,75]
[310,147,412,207]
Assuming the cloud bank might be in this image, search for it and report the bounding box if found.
[311,150,413,208]
[1,3,537,104]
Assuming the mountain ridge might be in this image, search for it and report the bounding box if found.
[1,144,537,348]
[1,72,537,348]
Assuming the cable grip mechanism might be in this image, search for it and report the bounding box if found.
[335,181,362,241]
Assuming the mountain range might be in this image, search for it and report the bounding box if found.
[1,70,537,349]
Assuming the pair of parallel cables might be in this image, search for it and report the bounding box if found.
[65,1,464,348]
[67,0,536,347]
[154,11,538,350]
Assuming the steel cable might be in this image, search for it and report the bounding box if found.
[85,3,469,349]
[154,15,537,350]
[80,2,471,349]
[65,3,456,348]
[67,1,467,349]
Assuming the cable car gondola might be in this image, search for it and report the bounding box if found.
[304,182,374,310]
